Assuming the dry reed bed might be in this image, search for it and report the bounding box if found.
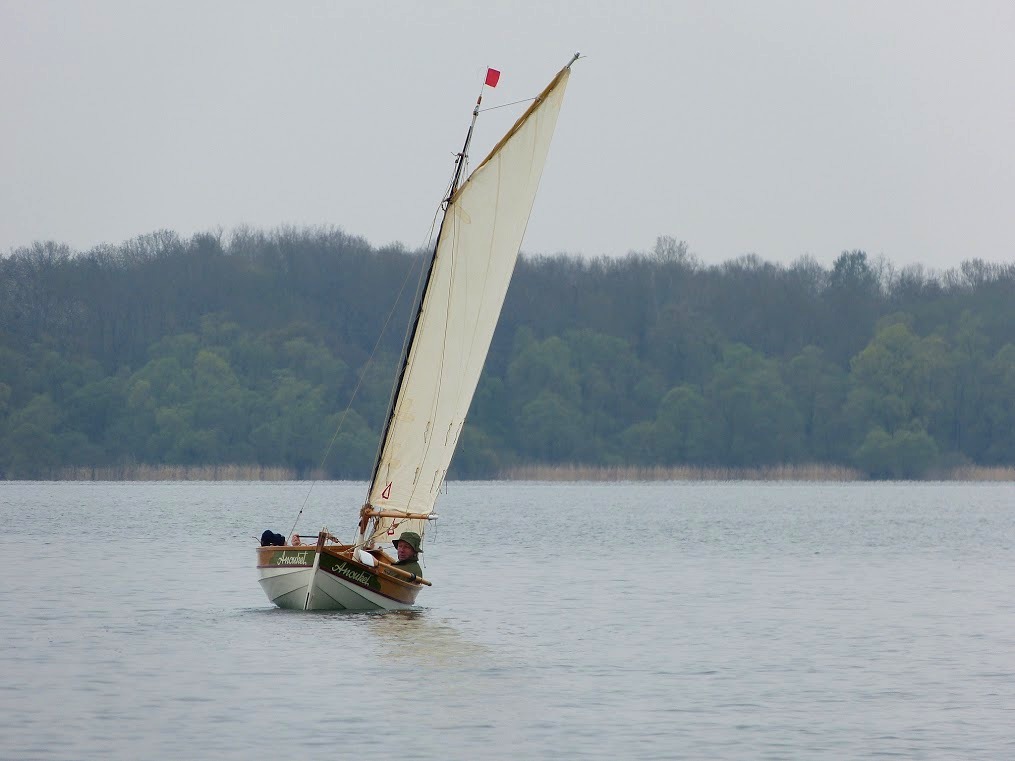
[499,463,866,481]
[57,464,325,481]
[51,463,1015,482]
[505,463,1015,481]
[929,465,1015,481]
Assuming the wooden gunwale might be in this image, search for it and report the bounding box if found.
[323,547,432,589]
[255,545,315,568]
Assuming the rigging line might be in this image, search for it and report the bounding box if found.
[286,219,441,541]
[478,97,536,113]
[366,194,447,492]
[368,154,469,544]
[355,203,448,551]
[365,192,448,500]
[366,108,477,545]
[365,147,466,512]
[376,205,461,547]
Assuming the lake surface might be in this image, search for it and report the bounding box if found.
[1,480,1013,760]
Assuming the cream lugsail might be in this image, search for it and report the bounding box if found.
[365,66,572,545]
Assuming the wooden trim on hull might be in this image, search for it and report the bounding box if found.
[256,544,425,610]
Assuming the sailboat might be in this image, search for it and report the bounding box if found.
[256,54,577,611]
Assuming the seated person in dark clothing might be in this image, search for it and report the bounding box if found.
[391,531,424,580]
[260,530,287,547]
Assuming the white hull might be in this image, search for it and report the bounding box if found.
[257,565,413,612]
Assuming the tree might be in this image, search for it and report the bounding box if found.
[784,346,848,461]
[846,320,954,448]
[705,344,803,465]
[853,426,939,479]
[564,329,653,439]
[946,312,989,457]
[5,225,1015,478]
[978,344,1015,463]
[506,335,583,457]
[518,391,587,462]
[646,303,723,387]
[63,376,127,445]
[0,383,11,420]
[824,250,882,365]
[1,394,62,477]
[469,374,510,444]
[654,385,708,464]
[652,235,694,266]
[450,424,504,478]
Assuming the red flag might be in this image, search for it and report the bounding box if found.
[485,68,501,88]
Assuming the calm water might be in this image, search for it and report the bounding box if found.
[1,480,1013,760]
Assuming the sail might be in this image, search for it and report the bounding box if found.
[365,65,572,545]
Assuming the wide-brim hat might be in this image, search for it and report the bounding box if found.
[392,531,423,553]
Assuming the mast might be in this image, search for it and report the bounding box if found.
[360,79,491,542]
[359,56,575,546]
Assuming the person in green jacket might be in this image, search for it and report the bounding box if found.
[391,531,424,581]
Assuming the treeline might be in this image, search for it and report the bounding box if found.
[1,227,1014,479]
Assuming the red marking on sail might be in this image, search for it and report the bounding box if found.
[381,482,392,499]
[485,68,501,88]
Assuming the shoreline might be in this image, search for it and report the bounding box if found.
[26,463,1015,482]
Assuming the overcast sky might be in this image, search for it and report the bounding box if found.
[2,0,1013,269]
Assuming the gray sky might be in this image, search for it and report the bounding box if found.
[2,0,1013,269]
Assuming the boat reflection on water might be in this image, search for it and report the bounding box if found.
[362,610,492,667]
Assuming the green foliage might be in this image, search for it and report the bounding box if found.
[507,335,581,407]
[2,226,1015,479]
[619,420,658,464]
[846,321,954,445]
[450,424,504,478]
[518,390,588,462]
[784,346,848,460]
[647,303,724,386]
[321,410,379,478]
[705,344,803,465]
[654,385,708,464]
[0,383,11,418]
[1,394,62,477]
[977,344,1015,463]
[853,426,940,479]
[565,329,654,437]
